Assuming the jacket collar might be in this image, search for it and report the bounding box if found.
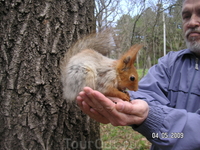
[179,49,200,58]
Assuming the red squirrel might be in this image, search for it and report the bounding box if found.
[60,32,142,101]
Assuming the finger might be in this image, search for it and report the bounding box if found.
[83,88,126,124]
[77,92,110,124]
[114,100,149,125]
[76,95,84,107]
[78,89,102,111]
[115,101,135,114]
[88,89,117,113]
[83,87,116,113]
[130,100,149,116]
[115,100,145,115]
[81,101,110,124]
[82,87,100,109]
[107,97,124,103]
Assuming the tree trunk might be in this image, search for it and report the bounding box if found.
[0,0,100,150]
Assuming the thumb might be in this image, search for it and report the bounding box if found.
[115,101,141,115]
[115,102,125,112]
[115,101,135,115]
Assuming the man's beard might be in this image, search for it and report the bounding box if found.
[185,28,200,56]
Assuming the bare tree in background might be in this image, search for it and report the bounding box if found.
[0,0,101,149]
[95,0,120,31]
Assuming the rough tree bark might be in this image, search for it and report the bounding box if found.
[0,0,100,150]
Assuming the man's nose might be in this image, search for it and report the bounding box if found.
[187,15,200,28]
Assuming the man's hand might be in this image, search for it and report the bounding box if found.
[76,87,149,126]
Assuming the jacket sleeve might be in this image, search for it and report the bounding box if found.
[129,53,200,150]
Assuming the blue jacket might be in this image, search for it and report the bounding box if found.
[129,49,200,150]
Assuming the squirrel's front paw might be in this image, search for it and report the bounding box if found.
[121,93,130,102]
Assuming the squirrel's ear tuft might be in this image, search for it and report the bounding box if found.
[116,44,143,71]
[123,56,131,65]
[123,44,143,63]
[127,44,143,64]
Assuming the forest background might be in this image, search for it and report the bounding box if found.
[96,0,185,76]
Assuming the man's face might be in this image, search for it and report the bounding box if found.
[182,0,200,56]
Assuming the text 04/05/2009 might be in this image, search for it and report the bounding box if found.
[152,132,184,139]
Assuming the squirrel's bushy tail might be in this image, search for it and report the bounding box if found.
[61,30,115,66]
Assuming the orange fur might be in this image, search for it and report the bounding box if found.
[104,44,143,101]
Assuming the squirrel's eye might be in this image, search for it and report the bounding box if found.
[130,76,135,81]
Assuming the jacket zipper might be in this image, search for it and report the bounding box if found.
[185,57,199,108]
[195,57,199,70]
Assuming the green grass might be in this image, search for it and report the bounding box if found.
[100,124,151,150]
[100,69,150,150]
[137,69,148,79]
